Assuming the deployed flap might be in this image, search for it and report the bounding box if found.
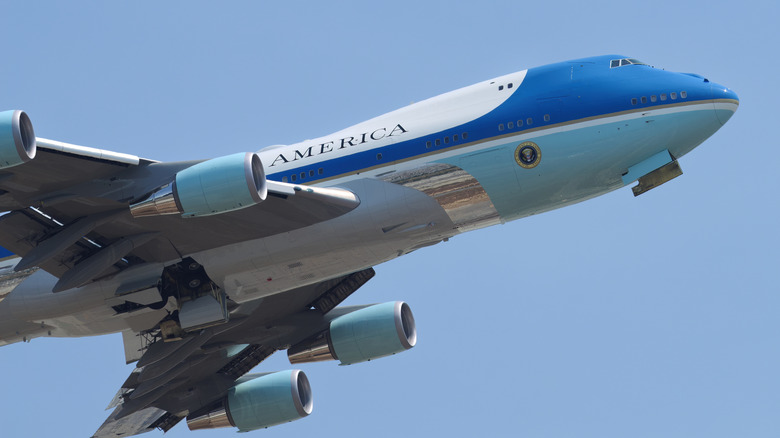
[121,330,145,364]
[94,269,377,437]
[92,406,168,438]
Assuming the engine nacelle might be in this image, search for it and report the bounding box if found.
[187,370,312,432]
[0,110,36,169]
[130,152,267,218]
[288,301,417,366]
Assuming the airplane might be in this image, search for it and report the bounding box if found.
[0,55,737,436]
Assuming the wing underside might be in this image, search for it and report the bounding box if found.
[92,268,375,437]
[0,135,378,436]
[0,140,360,291]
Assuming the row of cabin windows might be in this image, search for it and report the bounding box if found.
[631,91,687,106]
[498,82,514,91]
[498,114,550,132]
[282,167,324,183]
[426,132,469,149]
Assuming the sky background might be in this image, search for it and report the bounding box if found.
[0,1,777,437]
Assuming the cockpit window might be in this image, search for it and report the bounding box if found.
[610,58,648,68]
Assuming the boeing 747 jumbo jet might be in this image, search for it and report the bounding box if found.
[0,55,737,436]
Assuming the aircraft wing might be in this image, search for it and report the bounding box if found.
[92,268,376,437]
[0,137,360,291]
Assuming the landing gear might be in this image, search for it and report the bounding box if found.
[159,257,230,333]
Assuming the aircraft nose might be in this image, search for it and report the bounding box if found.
[711,83,739,125]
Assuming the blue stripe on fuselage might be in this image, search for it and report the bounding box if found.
[266,55,721,184]
[0,246,16,261]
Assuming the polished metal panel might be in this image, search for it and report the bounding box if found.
[287,334,336,364]
[186,402,232,431]
[0,264,37,304]
[128,183,181,218]
[380,163,501,232]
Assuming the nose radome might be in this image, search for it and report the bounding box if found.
[717,85,739,103]
[711,83,739,125]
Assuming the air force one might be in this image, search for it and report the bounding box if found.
[0,55,737,436]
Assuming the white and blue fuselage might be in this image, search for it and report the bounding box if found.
[0,55,738,339]
[261,54,736,221]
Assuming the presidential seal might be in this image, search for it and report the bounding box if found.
[515,141,541,169]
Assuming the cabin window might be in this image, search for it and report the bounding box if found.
[462,132,468,139]
[508,83,513,89]
[517,119,523,127]
[435,139,441,146]
[309,170,315,177]
[300,172,306,179]
[499,85,504,91]
[291,174,297,182]
[377,153,382,160]
[641,96,647,104]
[624,58,646,66]
[526,117,533,125]
[671,92,677,100]
[543,114,550,122]
[426,140,432,149]
[611,58,648,68]
[680,91,687,98]
[651,95,657,102]
[660,94,667,101]
[507,121,514,129]
[453,134,459,142]
[318,168,324,175]
[631,98,638,105]
[282,176,288,182]
[498,124,505,131]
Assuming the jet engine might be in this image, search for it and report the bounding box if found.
[187,370,312,432]
[0,110,36,169]
[130,152,267,218]
[288,301,417,366]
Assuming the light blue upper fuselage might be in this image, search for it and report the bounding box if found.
[259,55,738,224]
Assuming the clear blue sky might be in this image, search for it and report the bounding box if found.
[1,1,777,437]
